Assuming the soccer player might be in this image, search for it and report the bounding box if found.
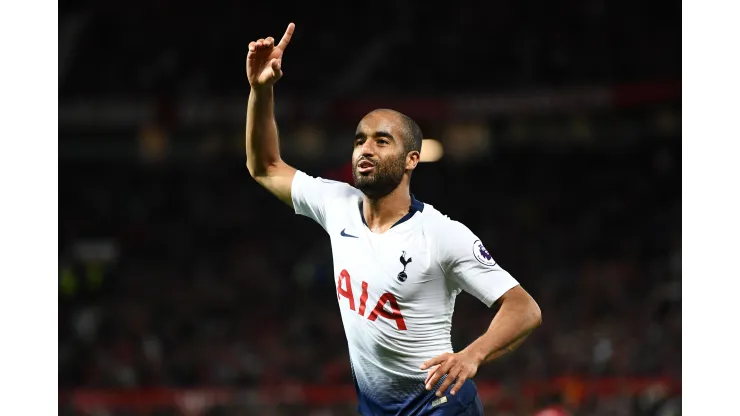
[246,23,542,415]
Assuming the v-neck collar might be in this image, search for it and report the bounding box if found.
[359,194,425,232]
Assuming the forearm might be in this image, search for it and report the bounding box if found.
[462,291,541,365]
[246,86,282,177]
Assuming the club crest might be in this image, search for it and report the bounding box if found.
[398,251,412,282]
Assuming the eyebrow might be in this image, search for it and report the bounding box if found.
[355,131,395,141]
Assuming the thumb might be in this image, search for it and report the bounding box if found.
[271,58,282,72]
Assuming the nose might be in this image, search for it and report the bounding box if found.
[360,140,376,158]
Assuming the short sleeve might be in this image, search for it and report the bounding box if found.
[438,220,519,307]
[291,170,354,231]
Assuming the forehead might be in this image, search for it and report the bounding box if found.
[356,111,403,136]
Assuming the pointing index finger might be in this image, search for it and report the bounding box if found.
[276,22,295,51]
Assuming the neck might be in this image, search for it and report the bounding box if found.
[362,184,411,234]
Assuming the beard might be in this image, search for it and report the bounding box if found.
[352,152,407,199]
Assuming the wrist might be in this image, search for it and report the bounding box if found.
[250,85,274,96]
[462,344,487,366]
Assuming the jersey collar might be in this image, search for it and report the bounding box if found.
[359,194,425,229]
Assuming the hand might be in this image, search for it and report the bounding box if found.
[246,23,295,90]
[420,350,481,397]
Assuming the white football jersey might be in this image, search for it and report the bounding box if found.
[291,170,519,415]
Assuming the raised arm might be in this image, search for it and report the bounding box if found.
[245,23,297,208]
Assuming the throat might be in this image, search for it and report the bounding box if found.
[364,208,408,234]
[360,194,424,233]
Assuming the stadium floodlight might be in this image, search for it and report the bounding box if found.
[420,139,443,162]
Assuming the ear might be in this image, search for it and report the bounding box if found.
[406,151,420,171]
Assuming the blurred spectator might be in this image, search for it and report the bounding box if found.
[59,0,680,414]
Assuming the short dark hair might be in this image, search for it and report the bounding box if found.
[370,108,423,155]
[397,112,423,155]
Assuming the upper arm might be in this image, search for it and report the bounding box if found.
[494,285,538,310]
[494,285,542,326]
[251,160,297,208]
[438,220,520,307]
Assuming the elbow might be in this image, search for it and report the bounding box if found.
[529,297,542,330]
[246,162,262,179]
[246,159,280,179]
[532,302,542,329]
[504,285,542,330]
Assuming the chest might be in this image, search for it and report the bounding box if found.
[330,228,445,303]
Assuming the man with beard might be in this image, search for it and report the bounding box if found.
[245,23,542,416]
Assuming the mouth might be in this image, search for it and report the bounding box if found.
[357,160,376,174]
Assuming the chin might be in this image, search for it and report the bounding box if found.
[356,181,396,199]
[352,172,373,186]
[353,179,373,191]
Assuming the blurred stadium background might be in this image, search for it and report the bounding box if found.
[58,1,680,415]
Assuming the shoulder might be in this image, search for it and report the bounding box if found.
[421,204,472,240]
[294,170,361,199]
[291,171,363,228]
[422,205,494,264]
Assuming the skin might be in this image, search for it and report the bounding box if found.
[245,22,542,398]
[352,109,420,233]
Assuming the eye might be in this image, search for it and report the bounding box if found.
[354,138,364,147]
[377,139,389,145]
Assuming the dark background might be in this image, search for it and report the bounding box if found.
[58,1,681,415]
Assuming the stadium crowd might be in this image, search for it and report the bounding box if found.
[59,138,680,415]
[59,0,680,414]
[60,0,678,97]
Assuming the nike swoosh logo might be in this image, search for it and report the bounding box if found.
[340,228,359,238]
